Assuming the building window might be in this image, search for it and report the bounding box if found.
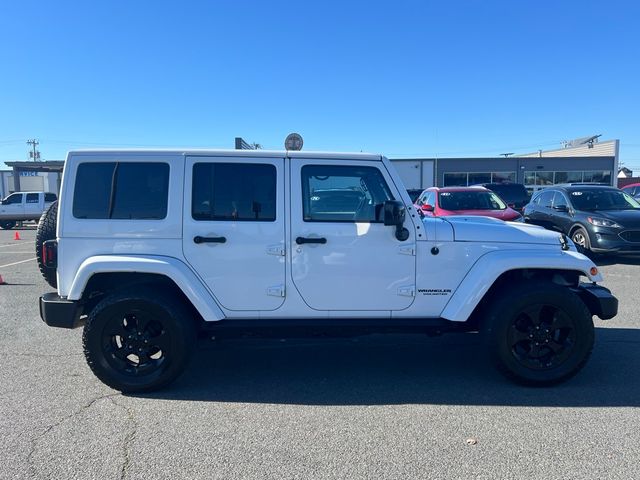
[467,172,492,185]
[583,171,612,184]
[536,172,554,186]
[443,173,468,186]
[491,171,516,183]
[554,171,583,183]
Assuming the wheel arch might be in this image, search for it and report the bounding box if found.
[440,249,600,323]
[68,255,224,321]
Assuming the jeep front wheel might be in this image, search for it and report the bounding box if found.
[484,282,594,386]
[83,288,196,392]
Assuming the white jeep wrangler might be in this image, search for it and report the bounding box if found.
[38,149,617,392]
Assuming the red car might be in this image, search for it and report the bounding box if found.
[621,182,640,199]
[414,186,523,221]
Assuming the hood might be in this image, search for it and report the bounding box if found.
[443,216,562,245]
[588,209,640,226]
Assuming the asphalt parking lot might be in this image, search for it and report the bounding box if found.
[1,227,639,480]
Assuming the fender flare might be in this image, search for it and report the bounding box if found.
[67,255,225,321]
[440,248,601,322]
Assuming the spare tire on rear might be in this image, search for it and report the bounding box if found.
[36,201,58,288]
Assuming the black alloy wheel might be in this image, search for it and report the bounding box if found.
[83,287,196,392]
[507,304,576,371]
[484,282,594,386]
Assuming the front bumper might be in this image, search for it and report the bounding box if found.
[574,283,618,320]
[39,293,84,329]
[587,227,640,254]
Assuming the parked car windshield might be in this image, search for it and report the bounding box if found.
[569,189,640,211]
[438,191,507,210]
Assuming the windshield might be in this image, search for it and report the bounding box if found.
[438,191,507,211]
[569,190,640,211]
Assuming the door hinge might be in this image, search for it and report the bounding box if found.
[398,244,416,256]
[397,285,415,297]
[267,285,285,297]
[266,244,285,256]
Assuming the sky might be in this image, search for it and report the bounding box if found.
[1,1,639,170]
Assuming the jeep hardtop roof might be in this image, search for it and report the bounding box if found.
[67,149,383,162]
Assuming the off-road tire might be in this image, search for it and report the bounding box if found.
[483,282,594,386]
[0,221,16,230]
[83,287,197,393]
[36,201,58,288]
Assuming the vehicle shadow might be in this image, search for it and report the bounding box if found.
[136,327,640,407]
[595,254,640,267]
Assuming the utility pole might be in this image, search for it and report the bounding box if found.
[27,139,40,161]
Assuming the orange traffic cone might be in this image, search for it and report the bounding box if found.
[0,274,6,285]
[14,231,20,240]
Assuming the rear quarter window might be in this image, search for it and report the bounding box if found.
[73,162,170,220]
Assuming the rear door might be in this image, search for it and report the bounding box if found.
[182,156,286,311]
[24,193,42,217]
[290,159,416,311]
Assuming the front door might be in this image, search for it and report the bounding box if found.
[290,160,416,311]
[182,156,286,311]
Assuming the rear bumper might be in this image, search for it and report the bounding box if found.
[39,293,84,329]
[574,283,618,320]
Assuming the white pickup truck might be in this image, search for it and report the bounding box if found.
[37,149,617,392]
[0,191,57,229]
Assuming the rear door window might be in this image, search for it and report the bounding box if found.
[26,193,39,203]
[537,190,554,208]
[192,163,276,221]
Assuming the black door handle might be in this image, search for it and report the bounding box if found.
[296,237,327,245]
[194,236,227,244]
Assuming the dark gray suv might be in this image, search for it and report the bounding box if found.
[524,185,640,254]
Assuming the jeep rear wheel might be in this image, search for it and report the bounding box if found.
[83,288,196,392]
[484,282,594,386]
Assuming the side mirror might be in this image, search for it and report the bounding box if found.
[507,203,516,209]
[421,204,434,212]
[384,200,410,241]
[554,205,568,212]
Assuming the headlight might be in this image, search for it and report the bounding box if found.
[587,217,622,228]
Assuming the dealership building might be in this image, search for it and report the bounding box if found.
[391,138,619,194]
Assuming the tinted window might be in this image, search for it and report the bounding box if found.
[26,193,39,203]
[44,193,57,202]
[192,163,276,221]
[73,162,169,219]
[302,165,394,222]
[3,193,22,204]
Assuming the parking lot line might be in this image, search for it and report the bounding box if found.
[0,241,35,248]
[0,257,36,268]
